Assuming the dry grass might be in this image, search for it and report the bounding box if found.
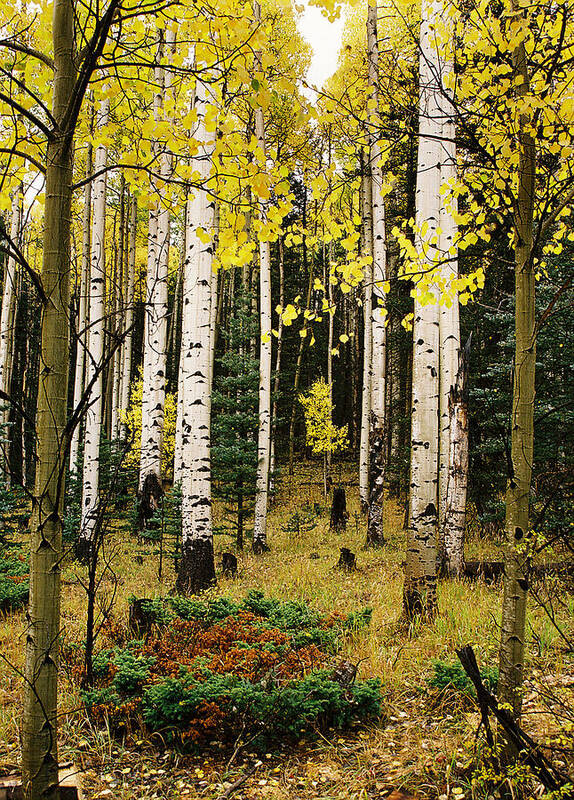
[0,460,572,799]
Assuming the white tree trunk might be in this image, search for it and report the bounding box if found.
[176,74,217,593]
[366,0,387,545]
[139,29,172,493]
[441,349,468,576]
[402,0,442,619]
[437,21,462,563]
[110,183,126,442]
[0,185,22,480]
[252,1,272,553]
[70,147,92,471]
[118,194,136,437]
[173,198,189,487]
[359,163,373,514]
[79,97,110,556]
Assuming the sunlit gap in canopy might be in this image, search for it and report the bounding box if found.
[296,0,346,100]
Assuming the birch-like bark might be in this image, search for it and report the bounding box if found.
[0,186,22,480]
[366,0,387,545]
[440,344,468,576]
[498,22,536,733]
[402,0,442,620]
[269,235,285,486]
[173,198,189,487]
[78,97,109,557]
[22,0,75,792]
[252,1,272,553]
[118,194,136,436]
[176,74,217,593]
[359,163,373,514]
[111,180,126,441]
[139,28,172,493]
[70,144,92,471]
[437,12,460,533]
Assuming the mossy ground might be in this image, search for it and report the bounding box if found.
[0,461,572,799]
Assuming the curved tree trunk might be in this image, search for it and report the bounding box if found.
[22,0,75,793]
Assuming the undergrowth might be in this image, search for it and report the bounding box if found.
[73,594,381,749]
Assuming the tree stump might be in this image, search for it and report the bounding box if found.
[336,547,356,571]
[330,487,348,532]
[128,598,157,635]
[221,552,238,577]
[137,473,164,531]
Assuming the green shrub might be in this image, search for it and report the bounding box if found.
[429,659,498,697]
[140,667,382,741]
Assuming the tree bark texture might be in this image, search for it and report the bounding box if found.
[402,0,443,621]
[22,0,75,795]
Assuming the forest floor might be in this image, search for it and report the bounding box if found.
[1,461,573,800]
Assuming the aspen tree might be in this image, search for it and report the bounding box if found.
[498,11,536,730]
[252,0,272,553]
[22,0,76,793]
[366,0,387,545]
[139,29,171,494]
[70,144,92,471]
[437,1,462,566]
[441,343,468,576]
[359,161,373,514]
[402,0,442,620]
[118,194,137,437]
[176,73,217,593]
[78,97,110,557]
[110,179,126,441]
[0,186,22,479]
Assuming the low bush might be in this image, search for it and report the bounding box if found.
[0,546,29,611]
[428,659,498,697]
[80,594,381,748]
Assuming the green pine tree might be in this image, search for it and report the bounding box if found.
[212,294,259,550]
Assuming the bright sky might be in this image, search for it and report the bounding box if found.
[296,2,345,90]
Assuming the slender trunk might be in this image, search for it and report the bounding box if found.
[437,18,460,535]
[118,195,136,436]
[359,158,373,513]
[139,29,172,493]
[366,0,387,545]
[440,344,469,577]
[78,97,109,557]
[498,24,536,732]
[0,185,22,482]
[269,235,285,485]
[402,0,442,621]
[70,144,92,471]
[287,257,314,475]
[22,0,75,794]
[173,198,188,487]
[111,177,126,441]
[177,74,217,592]
[252,4,272,553]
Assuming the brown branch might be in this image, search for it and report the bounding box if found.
[0,39,54,68]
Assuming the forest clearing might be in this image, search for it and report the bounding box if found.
[1,0,574,797]
[0,463,571,800]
